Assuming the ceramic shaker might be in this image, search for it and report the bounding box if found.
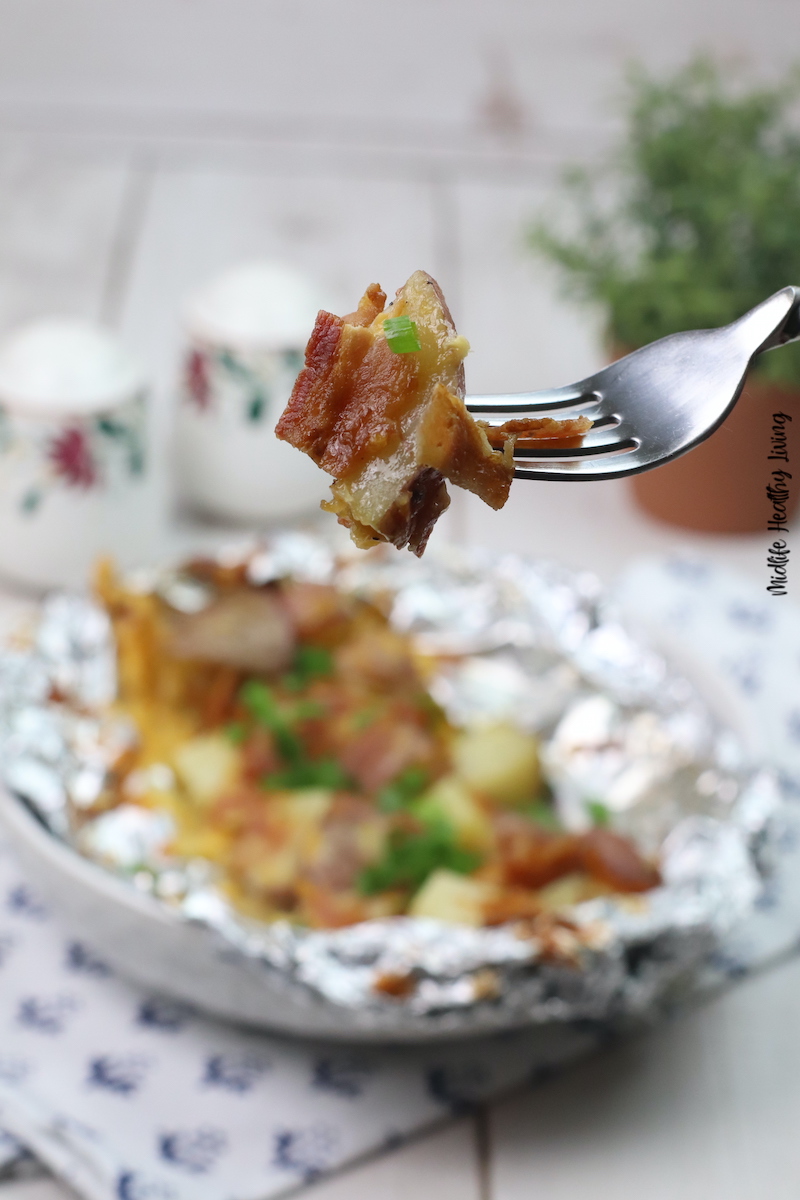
[0,318,150,590]
[176,261,329,523]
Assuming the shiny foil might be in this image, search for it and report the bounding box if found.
[0,534,782,1028]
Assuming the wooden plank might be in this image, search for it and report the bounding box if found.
[490,957,800,1200]
[0,145,130,334]
[0,0,796,164]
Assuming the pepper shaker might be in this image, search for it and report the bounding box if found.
[0,318,150,590]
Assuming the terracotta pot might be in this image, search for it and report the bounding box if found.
[627,366,800,534]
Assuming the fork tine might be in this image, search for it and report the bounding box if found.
[469,288,800,486]
[466,387,600,415]
[512,436,639,460]
[514,455,647,481]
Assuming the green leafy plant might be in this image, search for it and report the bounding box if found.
[530,58,800,385]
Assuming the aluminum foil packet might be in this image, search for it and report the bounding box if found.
[0,534,783,1029]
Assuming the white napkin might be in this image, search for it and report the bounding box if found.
[0,555,798,1200]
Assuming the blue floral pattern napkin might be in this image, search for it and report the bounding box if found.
[0,555,798,1200]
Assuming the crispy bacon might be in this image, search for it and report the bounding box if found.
[277,270,571,556]
[296,880,369,929]
[494,814,660,895]
[495,816,583,889]
[480,415,593,450]
[373,971,417,998]
[199,665,243,729]
[278,306,416,478]
[304,795,380,891]
[343,282,388,327]
[240,727,279,782]
[334,626,422,692]
[279,580,358,644]
[338,717,439,793]
[183,557,250,589]
[578,829,661,893]
[164,588,294,673]
[482,887,544,925]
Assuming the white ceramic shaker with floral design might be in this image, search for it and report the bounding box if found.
[0,318,150,589]
[177,261,329,523]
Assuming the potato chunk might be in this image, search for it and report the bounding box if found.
[409,869,495,925]
[417,775,494,852]
[453,723,541,806]
[173,734,240,806]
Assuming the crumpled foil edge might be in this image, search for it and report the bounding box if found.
[0,533,784,1028]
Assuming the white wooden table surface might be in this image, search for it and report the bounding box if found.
[0,3,798,1194]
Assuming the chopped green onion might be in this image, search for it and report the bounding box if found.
[377,766,429,813]
[352,706,379,732]
[587,800,611,827]
[225,721,248,745]
[240,680,338,782]
[240,680,280,725]
[291,699,326,721]
[283,644,333,691]
[275,727,303,764]
[383,315,421,354]
[266,758,353,791]
[239,680,302,763]
[358,819,481,896]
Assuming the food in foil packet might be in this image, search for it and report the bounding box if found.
[275,271,591,555]
[0,536,780,1031]
[88,553,659,932]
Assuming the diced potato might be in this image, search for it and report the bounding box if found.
[417,775,494,852]
[453,722,541,806]
[409,869,495,926]
[363,891,407,919]
[272,789,332,829]
[173,734,240,806]
[171,825,230,861]
[139,789,183,819]
[271,789,333,862]
[355,818,388,862]
[240,844,299,891]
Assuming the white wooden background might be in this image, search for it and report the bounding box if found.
[0,2,799,1196]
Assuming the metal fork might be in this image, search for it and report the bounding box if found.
[466,286,800,480]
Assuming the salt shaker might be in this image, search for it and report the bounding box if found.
[0,318,150,590]
[176,261,329,523]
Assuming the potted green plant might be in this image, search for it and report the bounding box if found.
[531,58,800,533]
